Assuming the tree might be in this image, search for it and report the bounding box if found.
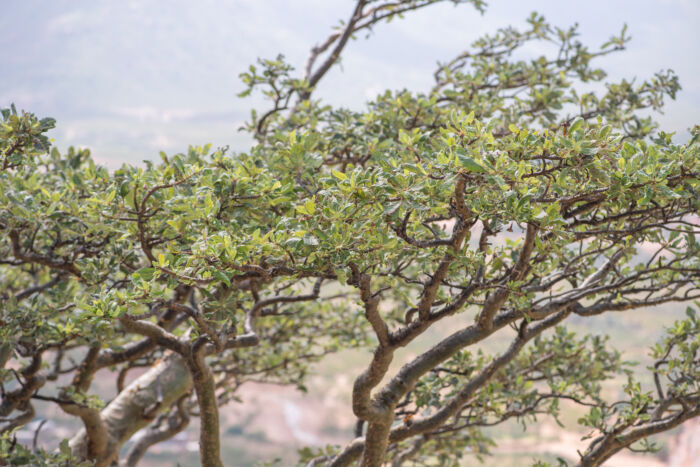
[1,1,698,466]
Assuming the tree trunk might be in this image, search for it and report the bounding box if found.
[69,352,192,463]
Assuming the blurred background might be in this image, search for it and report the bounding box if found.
[2,1,699,465]
[2,0,699,167]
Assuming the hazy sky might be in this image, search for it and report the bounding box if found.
[2,0,698,166]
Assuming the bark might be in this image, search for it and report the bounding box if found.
[330,309,573,465]
[121,396,190,467]
[0,401,34,434]
[476,223,537,330]
[576,402,700,467]
[305,1,367,91]
[360,418,392,467]
[59,347,111,464]
[187,340,223,467]
[0,343,14,370]
[391,436,425,467]
[69,353,192,463]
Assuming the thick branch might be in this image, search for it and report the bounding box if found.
[476,223,537,330]
[70,353,192,462]
[330,308,572,465]
[304,1,367,94]
[577,400,700,466]
[186,338,223,467]
[121,396,189,467]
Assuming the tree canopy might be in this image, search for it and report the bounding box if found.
[1,1,699,466]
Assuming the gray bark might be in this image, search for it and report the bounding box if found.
[69,352,192,463]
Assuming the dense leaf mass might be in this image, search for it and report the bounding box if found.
[1,2,699,466]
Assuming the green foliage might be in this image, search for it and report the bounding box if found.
[0,434,91,467]
[0,105,54,171]
[1,2,698,466]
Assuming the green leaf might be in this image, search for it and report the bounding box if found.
[124,189,136,209]
[133,267,157,281]
[213,270,231,288]
[581,146,598,156]
[568,117,584,134]
[59,439,71,456]
[398,129,412,145]
[105,190,116,204]
[384,201,402,216]
[332,169,348,181]
[517,194,533,210]
[456,150,486,173]
[305,199,316,215]
[336,268,348,285]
